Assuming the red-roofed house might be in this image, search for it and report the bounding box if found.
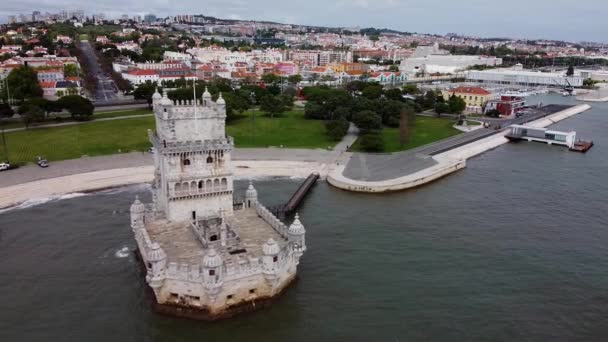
[123,69,159,84]
[442,86,495,113]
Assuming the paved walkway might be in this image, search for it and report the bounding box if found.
[329,104,590,192]
[3,114,153,133]
[341,105,575,182]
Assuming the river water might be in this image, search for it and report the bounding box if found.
[1,95,607,341]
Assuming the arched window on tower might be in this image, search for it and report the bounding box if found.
[206,155,213,163]
[221,178,227,190]
[198,181,204,192]
[183,159,191,166]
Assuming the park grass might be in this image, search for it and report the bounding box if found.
[1,108,333,164]
[0,109,153,131]
[351,117,461,153]
[2,116,155,164]
[78,34,89,41]
[226,109,333,149]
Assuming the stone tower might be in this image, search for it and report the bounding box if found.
[149,88,233,222]
[130,86,307,320]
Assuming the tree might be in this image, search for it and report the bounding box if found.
[376,99,404,127]
[5,66,43,101]
[402,84,419,95]
[435,102,450,116]
[422,90,437,110]
[362,84,383,99]
[304,102,325,120]
[358,130,384,152]
[331,106,351,121]
[325,118,349,141]
[399,108,409,146]
[57,95,94,121]
[222,92,250,121]
[352,110,382,132]
[287,74,302,84]
[448,94,466,114]
[384,88,403,102]
[566,65,574,76]
[0,103,15,118]
[388,65,399,72]
[22,105,45,128]
[259,95,289,119]
[261,73,281,85]
[133,82,158,108]
[63,64,79,77]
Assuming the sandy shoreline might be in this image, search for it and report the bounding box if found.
[0,161,327,210]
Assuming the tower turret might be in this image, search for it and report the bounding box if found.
[288,213,306,258]
[151,86,162,108]
[202,248,224,298]
[216,92,226,106]
[202,87,212,106]
[130,195,145,230]
[245,181,258,208]
[146,242,167,289]
[262,238,280,283]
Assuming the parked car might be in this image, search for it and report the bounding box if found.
[0,162,10,171]
[36,156,49,168]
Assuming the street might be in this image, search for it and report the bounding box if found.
[78,40,119,103]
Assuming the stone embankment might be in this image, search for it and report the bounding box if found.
[327,104,591,193]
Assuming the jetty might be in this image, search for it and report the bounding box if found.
[272,172,320,218]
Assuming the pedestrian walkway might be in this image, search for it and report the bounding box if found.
[2,114,153,133]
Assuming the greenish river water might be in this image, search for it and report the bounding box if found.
[1,95,607,341]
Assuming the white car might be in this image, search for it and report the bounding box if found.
[0,162,10,171]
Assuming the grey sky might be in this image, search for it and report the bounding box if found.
[1,0,606,43]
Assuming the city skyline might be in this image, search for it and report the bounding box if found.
[1,0,607,43]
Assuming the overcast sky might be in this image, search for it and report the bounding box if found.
[2,0,606,43]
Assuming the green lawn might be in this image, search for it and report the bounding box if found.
[0,109,153,130]
[227,109,333,149]
[2,116,155,164]
[79,34,89,41]
[351,117,461,153]
[1,108,333,164]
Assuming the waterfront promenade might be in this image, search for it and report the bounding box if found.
[328,104,591,193]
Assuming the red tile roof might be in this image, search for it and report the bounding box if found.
[39,81,56,88]
[127,69,157,76]
[451,86,491,95]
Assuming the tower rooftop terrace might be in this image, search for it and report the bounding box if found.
[145,208,285,264]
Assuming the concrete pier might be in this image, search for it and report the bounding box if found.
[327,104,591,193]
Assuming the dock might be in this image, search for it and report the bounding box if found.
[506,125,593,152]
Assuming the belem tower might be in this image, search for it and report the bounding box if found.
[129,88,307,320]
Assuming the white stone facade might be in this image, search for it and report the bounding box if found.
[129,87,306,318]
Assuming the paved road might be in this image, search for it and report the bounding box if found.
[3,114,154,133]
[343,105,574,182]
[79,41,119,102]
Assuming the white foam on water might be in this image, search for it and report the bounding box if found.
[0,192,89,214]
[114,246,131,258]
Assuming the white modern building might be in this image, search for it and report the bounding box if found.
[129,88,307,320]
[400,43,502,75]
[467,67,584,87]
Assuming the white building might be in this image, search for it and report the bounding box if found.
[467,67,584,87]
[400,43,502,75]
[129,88,307,320]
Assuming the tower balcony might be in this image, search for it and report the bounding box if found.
[149,131,234,154]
